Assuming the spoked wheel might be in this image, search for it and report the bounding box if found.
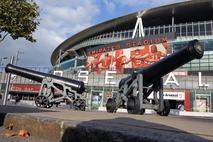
[35,95,51,108]
[157,100,170,116]
[127,97,145,115]
[106,98,117,113]
[46,103,53,108]
[73,99,86,111]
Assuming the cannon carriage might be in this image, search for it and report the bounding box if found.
[106,39,204,116]
[5,64,86,110]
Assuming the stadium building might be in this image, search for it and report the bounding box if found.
[1,0,213,112]
[49,0,213,112]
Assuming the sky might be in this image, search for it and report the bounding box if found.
[0,0,187,67]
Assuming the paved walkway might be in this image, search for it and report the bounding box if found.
[0,105,213,142]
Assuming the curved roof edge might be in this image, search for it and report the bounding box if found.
[51,0,213,65]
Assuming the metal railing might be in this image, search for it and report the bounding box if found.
[68,20,213,51]
[56,20,213,66]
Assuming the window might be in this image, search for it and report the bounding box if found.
[150,28,154,35]
[160,27,164,34]
[181,25,186,36]
[200,24,205,35]
[165,27,169,33]
[176,26,180,36]
[187,24,192,36]
[77,58,86,67]
[206,24,211,35]
[155,27,159,35]
[193,24,199,36]
[144,29,149,36]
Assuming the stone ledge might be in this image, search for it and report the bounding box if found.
[0,112,212,142]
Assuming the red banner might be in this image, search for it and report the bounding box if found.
[86,42,171,74]
[10,84,40,93]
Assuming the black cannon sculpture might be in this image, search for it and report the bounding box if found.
[106,39,204,116]
[5,64,86,110]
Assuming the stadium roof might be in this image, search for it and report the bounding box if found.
[51,0,213,65]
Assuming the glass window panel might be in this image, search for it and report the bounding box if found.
[187,25,192,36]
[181,25,186,36]
[144,29,149,36]
[160,27,164,34]
[200,60,209,63]
[191,59,200,63]
[169,25,173,32]
[165,27,169,33]
[125,32,128,38]
[77,59,86,66]
[129,31,133,37]
[200,24,205,35]
[150,28,154,35]
[206,24,211,35]
[114,33,117,38]
[204,40,213,51]
[191,63,199,67]
[155,27,159,35]
[200,66,209,70]
[200,63,209,67]
[193,24,199,36]
[183,64,191,67]
[176,26,180,36]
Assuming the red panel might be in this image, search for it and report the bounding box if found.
[10,84,40,93]
[184,90,190,111]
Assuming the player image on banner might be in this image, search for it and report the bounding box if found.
[128,45,149,68]
[113,49,130,74]
[145,43,168,64]
[99,53,114,71]
[86,42,170,74]
[85,53,102,74]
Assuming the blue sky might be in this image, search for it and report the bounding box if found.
[0,0,187,67]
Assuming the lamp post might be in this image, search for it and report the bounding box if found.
[3,56,14,105]
[15,48,24,65]
[0,57,8,66]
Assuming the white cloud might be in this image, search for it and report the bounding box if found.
[104,0,188,11]
[0,0,100,67]
[103,0,116,13]
[0,0,189,67]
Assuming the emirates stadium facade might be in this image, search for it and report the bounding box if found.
[50,0,213,112]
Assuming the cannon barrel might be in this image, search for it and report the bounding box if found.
[119,39,204,87]
[5,64,85,93]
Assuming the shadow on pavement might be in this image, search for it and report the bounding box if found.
[61,117,213,142]
[0,105,56,113]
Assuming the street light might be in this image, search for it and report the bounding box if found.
[3,56,14,105]
[15,48,24,65]
[0,57,8,66]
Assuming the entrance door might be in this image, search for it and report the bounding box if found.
[91,90,103,110]
[194,94,211,112]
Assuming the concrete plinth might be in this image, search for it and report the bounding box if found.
[0,105,213,142]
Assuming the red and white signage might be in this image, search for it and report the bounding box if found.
[148,90,185,100]
[10,84,40,93]
[163,91,185,100]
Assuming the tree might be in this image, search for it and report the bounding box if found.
[0,0,40,42]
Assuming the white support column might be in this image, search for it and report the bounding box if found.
[132,17,145,39]
[172,16,174,32]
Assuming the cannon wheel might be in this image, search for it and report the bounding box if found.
[127,97,145,115]
[35,95,52,108]
[157,100,170,116]
[106,98,117,113]
[73,99,86,111]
